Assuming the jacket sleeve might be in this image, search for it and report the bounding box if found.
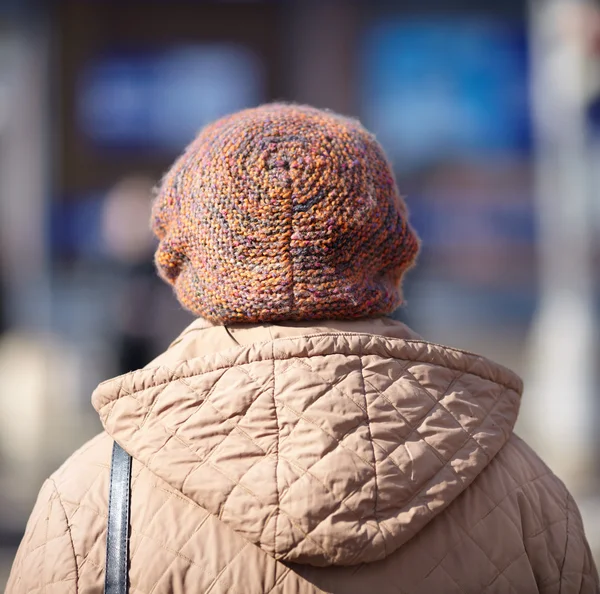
[5,478,79,594]
[559,493,599,593]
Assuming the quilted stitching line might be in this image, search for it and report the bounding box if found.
[166,434,337,562]
[215,360,298,462]
[266,409,386,558]
[129,461,145,494]
[289,361,504,514]
[138,386,169,432]
[401,367,495,461]
[129,526,266,594]
[492,449,566,581]
[107,382,268,520]
[172,368,231,437]
[179,375,273,463]
[145,512,214,594]
[362,365,465,453]
[265,566,292,594]
[58,500,107,522]
[370,438,407,480]
[77,534,106,579]
[78,554,102,572]
[277,451,380,530]
[364,374,488,502]
[172,392,279,514]
[494,444,565,524]
[362,373,419,435]
[526,515,568,541]
[49,478,79,593]
[350,394,524,568]
[102,385,122,425]
[404,381,509,482]
[467,472,553,537]
[203,541,251,594]
[274,355,297,376]
[26,578,77,594]
[106,332,521,396]
[358,350,387,557]
[442,383,512,453]
[446,511,523,594]
[171,393,274,510]
[223,466,339,563]
[292,357,367,412]
[272,344,281,558]
[95,342,523,572]
[275,398,373,469]
[164,366,377,557]
[128,487,177,580]
[95,354,461,419]
[482,550,527,593]
[65,461,140,573]
[127,369,508,564]
[343,518,389,566]
[243,421,380,554]
[540,572,597,591]
[73,476,132,578]
[184,449,266,504]
[275,418,371,510]
[409,523,463,583]
[227,335,510,383]
[62,497,220,586]
[275,358,365,454]
[277,428,369,499]
[364,405,472,507]
[559,485,570,594]
[64,444,146,544]
[137,366,165,429]
[437,560,469,593]
[270,447,390,566]
[22,530,70,557]
[413,381,508,472]
[176,362,278,459]
[99,349,517,502]
[115,368,262,488]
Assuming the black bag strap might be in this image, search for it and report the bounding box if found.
[105,441,132,594]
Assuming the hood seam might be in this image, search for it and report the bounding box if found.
[357,343,388,560]
[272,342,281,559]
[95,345,521,408]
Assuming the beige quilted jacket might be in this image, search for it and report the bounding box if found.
[7,318,599,593]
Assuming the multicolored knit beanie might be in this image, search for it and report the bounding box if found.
[151,103,420,324]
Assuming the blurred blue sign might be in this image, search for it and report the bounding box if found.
[362,18,531,170]
[77,44,265,152]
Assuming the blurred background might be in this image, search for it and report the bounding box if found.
[1,0,599,586]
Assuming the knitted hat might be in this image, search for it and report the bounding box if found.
[151,103,420,323]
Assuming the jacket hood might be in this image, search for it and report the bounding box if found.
[92,318,522,567]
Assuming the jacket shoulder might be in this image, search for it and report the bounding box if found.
[4,433,112,594]
[51,431,114,503]
[453,433,599,592]
[5,478,78,593]
[14,432,326,594]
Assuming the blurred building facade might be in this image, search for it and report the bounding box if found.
[0,0,599,587]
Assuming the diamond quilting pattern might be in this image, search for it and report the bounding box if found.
[8,330,597,593]
[92,333,523,565]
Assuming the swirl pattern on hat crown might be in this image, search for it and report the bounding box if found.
[152,103,420,323]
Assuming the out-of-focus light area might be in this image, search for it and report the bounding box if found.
[0,0,599,584]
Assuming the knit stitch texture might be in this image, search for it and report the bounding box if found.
[152,103,420,323]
